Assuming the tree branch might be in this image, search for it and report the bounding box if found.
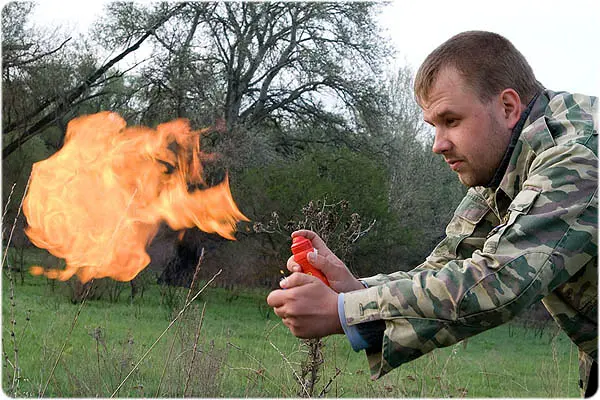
[2,3,186,159]
[2,37,72,70]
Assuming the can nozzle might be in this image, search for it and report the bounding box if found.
[290,236,330,286]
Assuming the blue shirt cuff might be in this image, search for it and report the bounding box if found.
[338,293,369,352]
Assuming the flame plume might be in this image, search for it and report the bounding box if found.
[23,111,248,283]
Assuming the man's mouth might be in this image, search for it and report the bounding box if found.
[446,159,463,171]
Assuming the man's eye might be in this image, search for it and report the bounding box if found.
[446,118,458,127]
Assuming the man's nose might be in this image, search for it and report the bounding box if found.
[432,129,452,154]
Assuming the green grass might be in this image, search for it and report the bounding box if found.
[2,250,581,397]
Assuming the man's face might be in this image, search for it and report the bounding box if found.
[422,68,514,187]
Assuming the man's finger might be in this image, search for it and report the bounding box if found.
[286,255,301,273]
[280,271,319,289]
[273,306,286,319]
[291,230,328,250]
[306,251,327,272]
[266,289,285,307]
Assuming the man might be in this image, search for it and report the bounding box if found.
[267,31,598,396]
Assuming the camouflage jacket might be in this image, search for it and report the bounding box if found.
[342,90,598,389]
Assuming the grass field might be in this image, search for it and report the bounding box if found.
[2,249,581,398]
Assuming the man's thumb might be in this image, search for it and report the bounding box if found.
[307,251,329,273]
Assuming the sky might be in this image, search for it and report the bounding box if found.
[378,0,600,96]
[24,0,600,97]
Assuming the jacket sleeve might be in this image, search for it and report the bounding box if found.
[360,189,498,288]
[343,141,598,379]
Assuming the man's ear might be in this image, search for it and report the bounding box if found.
[500,88,523,130]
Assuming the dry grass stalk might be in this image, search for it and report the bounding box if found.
[111,267,222,397]
[155,248,205,396]
[227,340,288,395]
[2,182,17,225]
[269,339,309,397]
[1,178,29,270]
[92,326,111,394]
[318,366,342,397]
[298,338,324,397]
[16,309,31,350]
[183,301,206,397]
[2,179,35,396]
[40,280,94,397]
[6,259,20,395]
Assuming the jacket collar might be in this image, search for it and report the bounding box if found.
[485,92,541,190]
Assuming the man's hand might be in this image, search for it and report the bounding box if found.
[287,230,365,293]
[266,272,343,338]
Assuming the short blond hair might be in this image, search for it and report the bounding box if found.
[414,31,543,106]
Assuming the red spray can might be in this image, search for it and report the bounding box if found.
[290,236,330,286]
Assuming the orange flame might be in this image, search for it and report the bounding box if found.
[23,111,248,283]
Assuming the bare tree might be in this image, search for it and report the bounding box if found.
[377,66,466,265]
[1,2,186,158]
[101,2,390,132]
[200,2,390,131]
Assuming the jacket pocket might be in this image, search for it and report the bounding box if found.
[483,188,540,254]
[430,190,490,260]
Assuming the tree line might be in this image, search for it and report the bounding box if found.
[2,2,465,289]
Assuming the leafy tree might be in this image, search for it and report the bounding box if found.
[236,146,413,278]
